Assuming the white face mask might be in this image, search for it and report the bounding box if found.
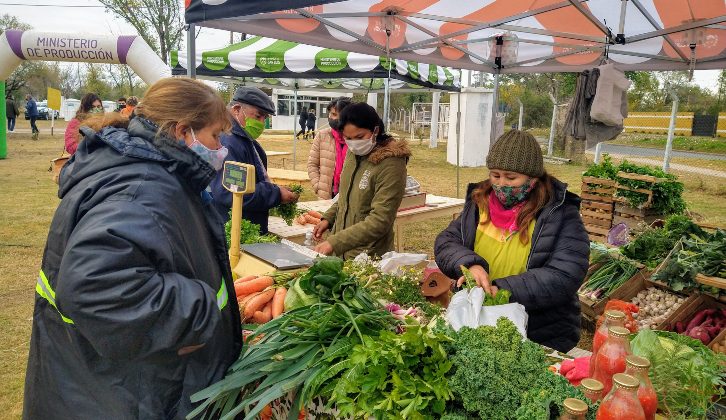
[188,128,228,171]
[345,130,377,156]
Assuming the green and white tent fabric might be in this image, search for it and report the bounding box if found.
[170,36,460,91]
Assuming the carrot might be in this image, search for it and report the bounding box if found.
[295,215,307,225]
[271,287,287,318]
[253,302,273,324]
[260,404,273,420]
[243,288,275,319]
[237,292,259,306]
[303,214,319,224]
[308,210,322,219]
[235,276,273,296]
[234,274,257,285]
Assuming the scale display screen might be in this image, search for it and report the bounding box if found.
[222,161,255,194]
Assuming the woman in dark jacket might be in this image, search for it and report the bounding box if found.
[24,78,241,420]
[434,130,589,352]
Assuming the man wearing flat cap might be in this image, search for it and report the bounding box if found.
[211,86,299,234]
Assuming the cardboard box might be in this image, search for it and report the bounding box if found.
[398,192,427,212]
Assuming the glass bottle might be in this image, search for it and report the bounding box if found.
[590,310,626,377]
[580,378,605,403]
[559,398,589,420]
[592,326,631,395]
[596,373,645,420]
[624,355,657,420]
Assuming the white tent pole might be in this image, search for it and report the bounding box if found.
[456,89,462,198]
[383,29,392,129]
[517,99,523,130]
[663,87,679,172]
[617,0,627,39]
[292,83,298,170]
[187,24,197,79]
[430,91,440,148]
[490,71,500,147]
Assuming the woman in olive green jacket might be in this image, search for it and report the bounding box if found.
[313,102,410,259]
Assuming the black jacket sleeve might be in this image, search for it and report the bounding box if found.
[434,208,489,280]
[495,202,590,311]
[55,200,223,361]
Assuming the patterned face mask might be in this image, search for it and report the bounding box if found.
[491,178,536,209]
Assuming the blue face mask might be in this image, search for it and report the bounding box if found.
[185,128,228,171]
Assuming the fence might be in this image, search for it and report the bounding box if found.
[623,112,693,136]
[409,102,450,142]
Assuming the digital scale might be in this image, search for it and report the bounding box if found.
[222,161,320,279]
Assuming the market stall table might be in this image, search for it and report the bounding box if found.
[268,195,465,251]
[267,167,309,186]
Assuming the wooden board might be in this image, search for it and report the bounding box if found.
[582,200,614,211]
[588,233,609,244]
[584,224,610,236]
[616,171,665,183]
[581,208,613,220]
[695,274,726,290]
[581,192,614,202]
[582,176,617,186]
[583,216,613,228]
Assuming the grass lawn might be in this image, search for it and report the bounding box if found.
[608,132,726,155]
[1,121,724,416]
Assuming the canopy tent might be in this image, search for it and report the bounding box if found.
[183,0,726,190]
[184,0,726,74]
[170,36,461,92]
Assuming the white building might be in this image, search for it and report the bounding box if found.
[271,89,353,131]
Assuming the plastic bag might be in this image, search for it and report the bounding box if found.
[446,287,528,337]
[377,251,428,275]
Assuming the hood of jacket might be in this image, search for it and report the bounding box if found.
[59,117,216,198]
[368,138,412,164]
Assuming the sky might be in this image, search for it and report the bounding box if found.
[1,0,722,92]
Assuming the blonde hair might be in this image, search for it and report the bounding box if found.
[134,78,231,138]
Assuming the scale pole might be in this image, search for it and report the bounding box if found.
[229,194,243,277]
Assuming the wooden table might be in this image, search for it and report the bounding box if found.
[267,168,310,186]
[266,151,292,157]
[267,195,465,251]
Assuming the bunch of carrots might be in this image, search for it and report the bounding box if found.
[234,275,287,324]
[295,210,323,226]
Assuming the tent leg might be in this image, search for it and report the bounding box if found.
[430,91,440,148]
[594,142,603,164]
[456,90,462,199]
[663,91,679,172]
[292,86,298,170]
[383,77,391,128]
[490,72,500,147]
[0,81,6,159]
[187,24,197,79]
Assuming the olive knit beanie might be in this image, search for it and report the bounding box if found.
[486,130,544,177]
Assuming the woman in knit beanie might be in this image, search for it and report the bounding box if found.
[434,130,590,352]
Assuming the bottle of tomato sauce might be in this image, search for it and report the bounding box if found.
[592,326,631,394]
[596,373,645,420]
[590,310,626,377]
[624,355,657,420]
[559,398,589,420]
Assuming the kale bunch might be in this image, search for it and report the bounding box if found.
[449,318,596,420]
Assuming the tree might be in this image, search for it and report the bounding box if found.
[82,64,113,99]
[98,0,184,64]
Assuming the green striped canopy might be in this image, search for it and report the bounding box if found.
[171,36,460,91]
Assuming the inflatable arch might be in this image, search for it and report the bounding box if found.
[0,30,171,158]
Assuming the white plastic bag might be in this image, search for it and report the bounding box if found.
[377,251,428,275]
[446,287,528,337]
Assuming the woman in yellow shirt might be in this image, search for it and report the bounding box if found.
[434,130,589,351]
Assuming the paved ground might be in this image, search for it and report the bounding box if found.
[588,143,726,161]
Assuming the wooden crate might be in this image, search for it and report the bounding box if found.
[579,267,648,319]
[613,203,663,229]
[580,177,617,242]
[614,171,666,209]
[581,176,617,203]
[696,273,726,291]
[664,294,726,347]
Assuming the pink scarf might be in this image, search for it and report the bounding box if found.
[487,193,525,233]
[332,129,347,195]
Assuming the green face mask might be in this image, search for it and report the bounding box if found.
[240,110,265,139]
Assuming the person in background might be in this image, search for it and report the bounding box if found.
[433,130,589,352]
[25,94,39,140]
[313,102,410,259]
[305,108,317,138]
[120,96,138,119]
[307,97,352,199]
[116,97,126,112]
[5,96,18,132]
[64,93,103,155]
[296,106,308,139]
[23,78,241,419]
[211,86,299,234]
